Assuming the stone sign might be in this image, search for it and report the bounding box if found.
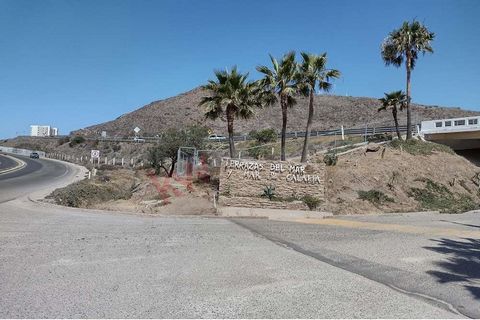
[219,158,325,210]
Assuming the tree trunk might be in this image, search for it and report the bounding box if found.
[406,53,412,140]
[301,90,314,163]
[168,161,176,177]
[392,106,402,140]
[226,106,236,158]
[280,94,287,161]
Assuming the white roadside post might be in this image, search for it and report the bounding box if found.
[341,125,345,140]
[91,149,100,167]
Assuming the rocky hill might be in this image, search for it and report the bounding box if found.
[74,86,479,137]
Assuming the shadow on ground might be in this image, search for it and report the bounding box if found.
[424,238,480,299]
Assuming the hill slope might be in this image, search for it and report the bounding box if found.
[74,87,480,137]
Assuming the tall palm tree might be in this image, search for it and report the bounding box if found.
[381,20,435,140]
[199,67,265,158]
[297,52,340,163]
[378,90,407,140]
[257,51,298,161]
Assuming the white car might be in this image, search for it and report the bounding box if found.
[133,137,145,142]
[208,134,227,141]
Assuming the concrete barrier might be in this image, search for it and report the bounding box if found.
[0,145,46,157]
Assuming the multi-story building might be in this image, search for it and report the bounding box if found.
[30,125,59,137]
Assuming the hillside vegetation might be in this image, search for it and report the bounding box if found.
[323,140,480,214]
[73,87,479,137]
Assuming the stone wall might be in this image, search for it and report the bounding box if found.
[218,158,325,210]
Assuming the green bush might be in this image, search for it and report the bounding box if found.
[408,178,478,213]
[248,145,273,160]
[69,135,86,147]
[249,128,277,144]
[47,180,132,207]
[323,153,338,166]
[261,185,276,200]
[367,133,393,143]
[302,195,322,210]
[358,189,394,205]
[390,139,454,155]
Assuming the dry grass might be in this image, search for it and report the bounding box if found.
[323,142,480,214]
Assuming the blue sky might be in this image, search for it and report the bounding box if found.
[0,0,479,138]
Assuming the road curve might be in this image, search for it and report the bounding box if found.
[0,154,18,172]
[0,155,79,203]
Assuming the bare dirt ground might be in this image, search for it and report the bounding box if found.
[322,142,480,214]
[92,171,216,215]
[46,139,480,216]
[48,167,217,215]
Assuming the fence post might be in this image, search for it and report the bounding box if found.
[113,157,116,165]
[341,125,345,140]
[272,147,274,156]
[104,157,107,164]
[121,158,124,166]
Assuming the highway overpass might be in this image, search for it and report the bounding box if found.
[421,116,480,150]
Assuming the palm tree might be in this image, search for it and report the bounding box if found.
[199,67,265,158]
[297,52,340,163]
[257,51,298,161]
[378,90,407,140]
[381,20,435,140]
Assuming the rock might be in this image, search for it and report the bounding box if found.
[366,144,381,152]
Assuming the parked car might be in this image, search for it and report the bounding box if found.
[29,152,40,159]
[208,134,227,141]
[133,137,145,143]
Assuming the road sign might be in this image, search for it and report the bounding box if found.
[91,150,100,159]
[134,127,141,134]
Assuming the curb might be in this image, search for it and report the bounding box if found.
[217,206,333,220]
[0,154,26,175]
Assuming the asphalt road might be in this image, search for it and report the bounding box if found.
[0,157,477,318]
[0,155,68,203]
[0,154,17,171]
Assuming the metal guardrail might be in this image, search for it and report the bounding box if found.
[15,124,418,144]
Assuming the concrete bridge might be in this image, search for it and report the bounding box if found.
[420,116,480,150]
[421,116,480,166]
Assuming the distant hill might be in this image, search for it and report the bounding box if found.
[73,87,480,137]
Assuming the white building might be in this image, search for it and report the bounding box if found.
[30,125,59,137]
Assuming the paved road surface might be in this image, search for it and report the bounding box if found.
[0,156,477,318]
[0,155,71,203]
[0,154,17,172]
